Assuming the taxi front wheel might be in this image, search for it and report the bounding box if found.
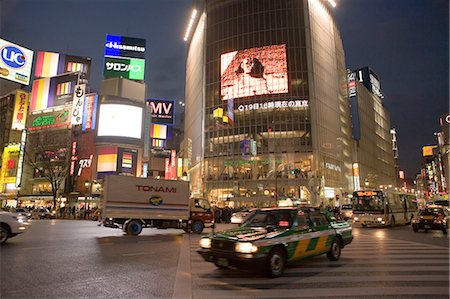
[266,248,286,278]
[327,238,342,261]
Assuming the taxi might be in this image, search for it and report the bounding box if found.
[197,207,353,277]
[412,205,448,234]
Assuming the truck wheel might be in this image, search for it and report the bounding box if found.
[265,248,286,277]
[0,226,10,244]
[327,238,342,261]
[126,220,143,235]
[191,221,204,234]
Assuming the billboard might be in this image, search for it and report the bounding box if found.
[104,34,146,59]
[97,104,143,139]
[11,91,30,130]
[34,51,91,82]
[30,73,79,111]
[27,107,71,131]
[148,98,175,125]
[117,148,137,175]
[220,44,288,100]
[0,38,34,85]
[103,57,145,80]
[353,66,383,98]
[97,146,118,178]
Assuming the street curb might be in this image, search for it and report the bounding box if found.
[172,233,192,299]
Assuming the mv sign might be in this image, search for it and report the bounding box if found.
[148,99,175,125]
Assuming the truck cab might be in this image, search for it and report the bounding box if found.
[189,198,214,233]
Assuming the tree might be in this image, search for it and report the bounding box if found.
[24,130,72,211]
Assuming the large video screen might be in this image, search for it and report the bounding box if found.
[97,104,142,139]
[221,44,288,100]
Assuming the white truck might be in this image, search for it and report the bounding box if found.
[102,175,214,235]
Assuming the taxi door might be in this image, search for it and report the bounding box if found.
[306,210,334,256]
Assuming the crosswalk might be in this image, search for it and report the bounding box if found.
[187,232,449,299]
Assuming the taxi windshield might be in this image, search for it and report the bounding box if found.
[241,210,293,228]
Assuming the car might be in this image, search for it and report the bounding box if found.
[431,199,449,213]
[412,206,448,234]
[197,207,353,277]
[12,207,32,219]
[340,204,353,220]
[0,211,30,244]
[230,208,257,224]
[33,208,54,219]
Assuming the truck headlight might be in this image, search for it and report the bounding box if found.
[377,217,383,222]
[353,217,358,221]
[235,242,258,253]
[199,238,211,249]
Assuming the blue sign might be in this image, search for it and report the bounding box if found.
[104,34,146,60]
[1,46,26,69]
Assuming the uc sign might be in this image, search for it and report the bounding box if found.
[1,46,26,68]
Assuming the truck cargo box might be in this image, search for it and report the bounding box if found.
[103,175,190,221]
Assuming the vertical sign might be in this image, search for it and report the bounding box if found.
[82,94,98,131]
[71,84,86,125]
[170,150,177,180]
[11,91,30,130]
[164,158,170,179]
[70,141,77,176]
[352,163,360,191]
[15,130,27,187]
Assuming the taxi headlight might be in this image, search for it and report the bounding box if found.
[235,242,258,253]
[199,238,211,249]
[353,217,358,221]
[377,217,383,221]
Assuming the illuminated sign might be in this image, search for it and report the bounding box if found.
[148,99,175,125]
[82,94,98,131]
[70,141,77,176]
[97,104,143,139]
[28,107,71,131]
[0,38,34,85]
[103,56,145,80]
[354,67,383,98]
[11,91,30,130]
[422,145,437,157]
[352,163,360,191]
[104,34,146,59]
[71,84,86,125]
[15,130,26,187]
[355,191,380,197]
[347,71,357,97]
[325,162,341,172]
[77,154,93,176]
[221,44,288,100]
[237,100,308,112]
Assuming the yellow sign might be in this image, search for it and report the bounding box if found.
[422,145,437,157]
[11,90,30,130]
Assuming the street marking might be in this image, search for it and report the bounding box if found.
[121,251,154,257]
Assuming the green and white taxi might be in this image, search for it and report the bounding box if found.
[197,207,353,277]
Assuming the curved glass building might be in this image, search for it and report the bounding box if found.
[184,0,354,207]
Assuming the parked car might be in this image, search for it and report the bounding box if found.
[431,199,449,213]
[230,208,257,224]
[198,207,353,277]
[12,207,32,219]
[33,208,54,219]
[340,204,353,220]
[0,211,30,244]
[412,206,448,234]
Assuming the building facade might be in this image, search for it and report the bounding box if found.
[184,0,354,207]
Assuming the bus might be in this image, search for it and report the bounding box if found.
[352,190,418,227]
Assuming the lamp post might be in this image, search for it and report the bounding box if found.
[16,185,21,208]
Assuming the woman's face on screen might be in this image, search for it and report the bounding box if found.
[242,58,253,74]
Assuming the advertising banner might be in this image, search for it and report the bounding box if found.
[11,91,30,130]
[28,107,71,131]
[97,104,143,139]
[221,44,288,100]
[82,94,98,131]
[103,56,145,80]
[148,98,175,125]
[104,34,146,59]
[0,38,34,85]
[117,148,137,175]
[96,146,118,179]
[71,84,86,125]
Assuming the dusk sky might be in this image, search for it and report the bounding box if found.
[1,0,448,179]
